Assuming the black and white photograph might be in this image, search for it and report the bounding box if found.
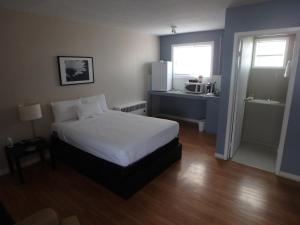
[57,56,94,86]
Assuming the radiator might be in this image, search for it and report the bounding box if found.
[113,101,147,116]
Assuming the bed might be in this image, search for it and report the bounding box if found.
[50,97,182,198]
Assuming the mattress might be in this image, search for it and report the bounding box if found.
[51,111,179,167]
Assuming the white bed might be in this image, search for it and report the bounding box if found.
[52,110,179,167]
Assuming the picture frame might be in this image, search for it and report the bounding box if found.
[57,56,95,86]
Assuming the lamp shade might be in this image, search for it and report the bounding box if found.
[18,103,42,122]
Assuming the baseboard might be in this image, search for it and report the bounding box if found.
[278,171,300,182]
[157,114,200,124]
[214,153,227,160]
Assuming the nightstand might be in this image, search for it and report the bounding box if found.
[4,137,52,183]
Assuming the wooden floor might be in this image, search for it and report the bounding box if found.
[1,122,300,225]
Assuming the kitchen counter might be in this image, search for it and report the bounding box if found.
[148,90,220,134]
[148,90,220,100]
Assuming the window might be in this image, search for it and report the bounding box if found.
[172,42,213,78]
[253,37,288,68]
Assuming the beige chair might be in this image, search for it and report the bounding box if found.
[15,208,80,225]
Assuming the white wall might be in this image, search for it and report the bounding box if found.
[242,103,285,148]
[242,68,289,147]
[247,68,289,102]
[0,8,159,172]
[241,34,295,148]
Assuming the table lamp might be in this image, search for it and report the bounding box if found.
[18,103,42,138]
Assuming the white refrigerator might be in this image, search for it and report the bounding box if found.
[151,61,172,91]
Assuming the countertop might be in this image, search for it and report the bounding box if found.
[148,90,220,100]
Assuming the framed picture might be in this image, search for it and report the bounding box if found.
[57,56,94,86]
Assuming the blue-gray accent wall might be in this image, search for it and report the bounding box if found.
[158,30,223,129]
[160,30,224,75]
[216,0,300,176]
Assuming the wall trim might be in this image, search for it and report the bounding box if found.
[214,153,227,160]
[278,171,300,182]
[275,31,300,174]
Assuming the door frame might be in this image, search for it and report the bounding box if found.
[229,36,254,158]
[223,27,300,175]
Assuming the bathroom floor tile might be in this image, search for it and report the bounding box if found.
[232,142,277,172]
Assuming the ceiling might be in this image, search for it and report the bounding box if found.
[0,0,271,35]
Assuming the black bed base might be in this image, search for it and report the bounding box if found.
[0,202,14,225]
[51,133,182,198]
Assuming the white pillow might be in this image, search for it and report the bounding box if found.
[51,99,81,122]
[81,94,109,112]
[75,102,103,120]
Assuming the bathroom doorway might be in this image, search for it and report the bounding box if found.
[225,28,300,173]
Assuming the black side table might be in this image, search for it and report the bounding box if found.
[4,137,52,183]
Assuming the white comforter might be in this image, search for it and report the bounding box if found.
[51,111,179,166]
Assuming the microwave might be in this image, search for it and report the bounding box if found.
[184,82,206,94]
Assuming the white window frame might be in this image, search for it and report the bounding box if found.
[171,41,214,79]
[252,36,290,69]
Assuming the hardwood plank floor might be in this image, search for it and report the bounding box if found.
[0,122,299,225]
